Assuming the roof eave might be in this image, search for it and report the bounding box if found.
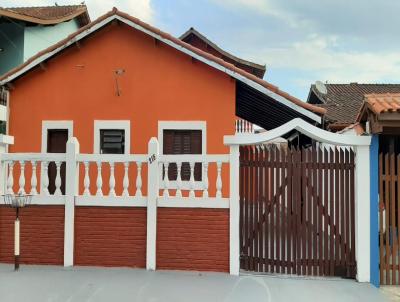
[0,7,89,25]
[180,28,266,73]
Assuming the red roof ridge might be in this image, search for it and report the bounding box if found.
[0,8,326,116]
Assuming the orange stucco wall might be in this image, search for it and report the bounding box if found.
[3,22,236,271]
[8,22,236,155]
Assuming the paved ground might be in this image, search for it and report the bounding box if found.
[381,286,400,302]
[0,264,387,302]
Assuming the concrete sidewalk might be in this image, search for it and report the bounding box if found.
[0,264,387,302]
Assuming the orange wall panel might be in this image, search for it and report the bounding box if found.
[9,22,236,155]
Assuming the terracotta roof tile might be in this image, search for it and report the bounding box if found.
[0,5,90,26]
[308,83,400,126]
[0,7,325,116]
[364,93,400,114]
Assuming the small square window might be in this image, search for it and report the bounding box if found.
[100,129,125,154]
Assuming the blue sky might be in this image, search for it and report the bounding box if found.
[4,0,400,100]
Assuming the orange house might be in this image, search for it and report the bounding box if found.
[0,9,324,273]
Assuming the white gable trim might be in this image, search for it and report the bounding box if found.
[0,14,321,124]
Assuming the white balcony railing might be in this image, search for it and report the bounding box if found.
[235,119,254,134]
[0,137,231,208]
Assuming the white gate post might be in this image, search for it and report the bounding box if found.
[229,145,240,275]
[64,137,79,267]
[146,137,159,270]
[355,145,370,282]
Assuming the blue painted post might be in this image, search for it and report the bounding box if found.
[370,135,379,287]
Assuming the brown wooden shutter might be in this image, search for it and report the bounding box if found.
[191,130,202,181]
[163,129,202,181]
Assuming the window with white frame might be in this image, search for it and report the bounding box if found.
[94,120,130,154]
[158,121,206,182]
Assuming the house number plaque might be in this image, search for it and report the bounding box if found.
[149,154,156,164]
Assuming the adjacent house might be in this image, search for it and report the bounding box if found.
[0,4,90,135]
[308,83,400,285]
[307,83,400,132]
[0,4,90,75]
[0,8,325,272]
[180,27,266,79]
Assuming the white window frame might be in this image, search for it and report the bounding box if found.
[158,121,206,189]
[41,121,73,195]
[41,121,73,152]
[94,120,130,154]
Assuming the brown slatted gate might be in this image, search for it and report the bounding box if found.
[239,145,356,278]
[379,152,400,285]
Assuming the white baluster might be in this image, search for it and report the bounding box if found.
[96,161,103,196]
[163,162,169,197]
[176,162,182,197]
[30,161,37,195]
[109,162,116,197]
[216,161,222,198]
[189,161,195,198]
[123,162,130,197]
[7,161,14,194]
[83,161,90,196]
[135,162,142,197]
[17,161,26,195]
[42,161,49,196]
[203,162,209,198]
[54,161,62,196]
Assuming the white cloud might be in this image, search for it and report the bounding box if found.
[86,0,153,21]
[1,0,154,22]
[211,0,269,13]
[208,0,306,28]
[248,34,400,85]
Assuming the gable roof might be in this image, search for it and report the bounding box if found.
[356,93,400,134]
[0,8,325,123]
[307,83,400,129]
[357,93,400,122]
[363,93,400,115]
[0,5,90,26]
[180,27,266,79]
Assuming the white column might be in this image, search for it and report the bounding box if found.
[135,162,142,197]
[30,161,38,195]
[146,137,159,270]
[355,145,370,282]
[18,161,25,194]
[109,162,116,197]
[123,162,130,197]
[64,137,79,267]
[83,161,90,196]
[229,145,240,275]
[14,218,20,258]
